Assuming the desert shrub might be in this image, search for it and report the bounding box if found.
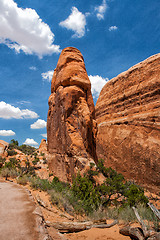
[8,139,36,155]
[32,157,39,166]
[7,149,17,156]
[0,167,19,179]
[51,177,70,192]
[96,159,148,207]
[8,139,19,150]
[20,159,35,176]
[49,189,74,214]
[17,175,29,185]
[124,183,148,207]
[84,162,98,183]
[72,172,101,213]
[118,206,136,222]
[3,158,20,169]
[30,177,52,191]
[137,204,160,231]
[18,144,36,155]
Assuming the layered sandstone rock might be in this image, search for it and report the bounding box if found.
[47,47,97,181]
[96,53,160,191]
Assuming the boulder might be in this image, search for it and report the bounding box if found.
[95,53,160,191]
[47,47,97,181]
[0,140,9,157]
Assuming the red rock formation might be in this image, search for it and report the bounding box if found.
[0,140,9,157]
[96,53,160,191]
[47,47,97,181]
[39,139,47,154]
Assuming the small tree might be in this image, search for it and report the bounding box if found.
[9,139,19,150]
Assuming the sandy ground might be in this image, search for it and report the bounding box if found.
[64,225,130,240]
[0,181,41,240]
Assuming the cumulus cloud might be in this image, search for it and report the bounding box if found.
[30,119,47,129]
[0,101,38,119]
[89,75,109,98]
[41,133,47,138]
[59,7,86,38]
[23,138,38,146]
[95,0,107,20]
[109,26,118,31]
[42,70,54,82]
[0,130,15,136]
[0,0,60,57]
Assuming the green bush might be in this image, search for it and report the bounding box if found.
[30,177,52,191]
[124,183,148,207]
[96,159,148,207]
[32,157,39,166]
[18,144,36,155]
[7,149,17,156]
[8,139,19,150]
[3,158,20,169]
[20,159,35,176]
[72,173,101,213]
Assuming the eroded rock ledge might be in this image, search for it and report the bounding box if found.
[47,47,97,181]
[95,53,160,191]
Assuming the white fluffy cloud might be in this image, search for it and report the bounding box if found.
[23,138,38,146]
[30,119,47,129]
[0,130,15,136]
[109,26,118,31]
[89,75,109,98]
[95,0,107,20]
[29,66,37,71]
[41,133,47,138]
[0,0,60,57]
[0,101,38,119]
[42,70,54,82]
[59,7,86,38]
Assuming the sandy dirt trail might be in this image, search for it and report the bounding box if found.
[0,181,40,240]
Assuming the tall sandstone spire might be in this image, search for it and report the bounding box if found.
[47,47,97,181]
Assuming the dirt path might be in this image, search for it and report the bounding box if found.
[0,181,49,240]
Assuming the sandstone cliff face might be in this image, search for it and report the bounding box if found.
[96,53,160,191]
[47,47,97,181]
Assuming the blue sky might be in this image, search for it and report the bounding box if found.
[0,0,160,146]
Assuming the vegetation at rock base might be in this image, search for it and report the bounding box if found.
[0,154,159,230]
